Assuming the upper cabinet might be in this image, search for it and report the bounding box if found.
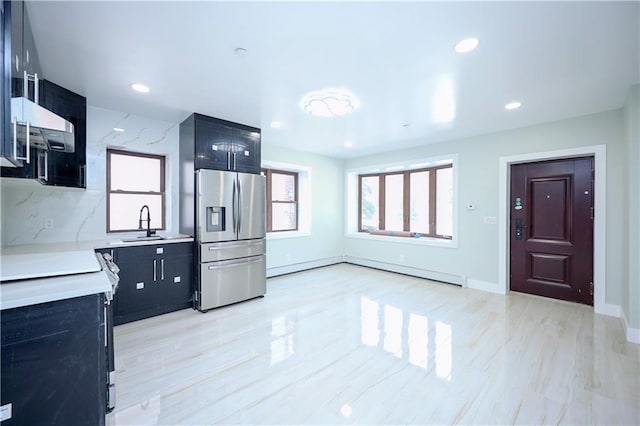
[180,113,261,175]
[1,0,87,188]
[36,80,87,188]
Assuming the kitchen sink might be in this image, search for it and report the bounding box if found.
[120,236,164,242]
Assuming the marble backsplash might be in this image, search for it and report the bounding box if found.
[1,106,182,247]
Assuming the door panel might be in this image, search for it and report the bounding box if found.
[510,157,594,305]
[196,169,237,243]
[237,172,266,240]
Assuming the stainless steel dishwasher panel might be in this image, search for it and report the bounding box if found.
[198,255,266,310]
[200,239,265,263]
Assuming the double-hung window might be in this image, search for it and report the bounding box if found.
[358,164,453,239]
[263,168,298,232]
[107,149,166,233]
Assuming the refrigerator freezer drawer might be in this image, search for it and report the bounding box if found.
[200,239,265,263]
[198,255,266,311]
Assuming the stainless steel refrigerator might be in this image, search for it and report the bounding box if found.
[195,169,266,311]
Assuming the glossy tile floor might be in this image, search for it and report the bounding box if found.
[107,264,640,425]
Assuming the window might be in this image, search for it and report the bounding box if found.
[358,164,453,239]
[107,149,166,233]
[263,168,298,232]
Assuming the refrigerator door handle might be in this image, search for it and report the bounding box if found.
[232,178,237,234]
[237,178,242,234]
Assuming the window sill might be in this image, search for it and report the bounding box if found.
[267,230,311,240]
[345,232,457,248]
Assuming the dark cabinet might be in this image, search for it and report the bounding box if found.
[181,113,261,175]
[36,80,87,188]
[1,1,86,187]
[1,294,107,426]
[1,2,11,166]
[100,242,193,326]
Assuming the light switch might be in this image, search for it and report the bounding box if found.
[484,216,497,225]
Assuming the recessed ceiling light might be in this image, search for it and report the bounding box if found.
[402,123,410,128]
[455,38,479,53]
[505,101,522,110]
[300,88,360,117]
[270,121,281,129]
[113,127,125,132]
[344,141,353,148]
[235,47,248,57]
[130,83,150,93]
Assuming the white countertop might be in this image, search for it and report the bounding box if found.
[1,251,101,281]
[0,234,193,310]
[0,270,113,310]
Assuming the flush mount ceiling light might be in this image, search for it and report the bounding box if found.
[235,47,248,57]
[505,101,522,110]
[455,38,479,53]
[113,127,125,132]
[344,140,353,148]
[130,83,150,93]
[300,88,360,117]
[270,121,281,129]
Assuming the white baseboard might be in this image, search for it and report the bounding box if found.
[267,256,344,278]
[467,279,505,295]
[597,303,622,318]
[621,311,640,345]
[343,256,464,286]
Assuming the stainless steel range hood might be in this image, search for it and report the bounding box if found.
[11,95,75,153]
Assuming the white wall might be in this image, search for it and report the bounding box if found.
[1,106,180,246]
[262,144,344,273]
[343,109,627,308]
[624,85,639,331]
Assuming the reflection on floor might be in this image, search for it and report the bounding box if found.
[107,264,640,425]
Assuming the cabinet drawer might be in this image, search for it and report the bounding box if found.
[116,242,193,260]
[199,255,266,310]
[200,239,265,263]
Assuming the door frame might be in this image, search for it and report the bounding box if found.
[498,145,607,314]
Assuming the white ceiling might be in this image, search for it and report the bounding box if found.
[26,1,639,159]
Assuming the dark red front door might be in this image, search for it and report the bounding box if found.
[510,157,594,305]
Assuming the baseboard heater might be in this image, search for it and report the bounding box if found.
[267,255,464,286]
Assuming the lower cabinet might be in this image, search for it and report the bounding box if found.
[99,242,193,326]
[1,294,107,426]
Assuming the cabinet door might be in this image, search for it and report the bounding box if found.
[37,79,87,188]
[118,258,157,319]
[194,118,234,171]
[158,254,193,312]
[231,127,261,174]
[1,1,11,163]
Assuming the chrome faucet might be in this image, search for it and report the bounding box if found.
[138,205,154,237]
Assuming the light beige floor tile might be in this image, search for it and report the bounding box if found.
[107,264,640,425]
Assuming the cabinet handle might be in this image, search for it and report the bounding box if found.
[233,152,237,170]
[38,151,48,181]
[153,259,157,282]
[12,118,17,161]
[80,165,86,187]
[161,259,164,281]
[26,121,30,164]
[227,152,231,170]
[34,73,39,104]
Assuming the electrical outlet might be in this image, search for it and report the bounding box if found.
[44,218,54,229]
